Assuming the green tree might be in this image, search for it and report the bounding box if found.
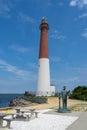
[69,86,87,100]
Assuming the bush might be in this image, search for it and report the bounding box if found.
[23,96,47,104]
[69,86,87,100]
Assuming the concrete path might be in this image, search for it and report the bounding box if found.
[2,109,78,130]
[67,112,87,130]
[46,110,87,130]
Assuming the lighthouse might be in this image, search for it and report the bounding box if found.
[37,18,51,96]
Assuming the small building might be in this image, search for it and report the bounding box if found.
[50,84,55,96]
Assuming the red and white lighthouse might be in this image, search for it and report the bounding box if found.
[37,18,51,96]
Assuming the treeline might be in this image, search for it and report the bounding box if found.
[69,86,87,100]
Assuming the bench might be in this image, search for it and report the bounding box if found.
[0,113,6,128]
[13,108,39,121]
[23,113,32,121]
[4,118,13,129]
[34,112,39,118]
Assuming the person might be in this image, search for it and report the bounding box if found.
[58,93,61,109]
[61,86,68,109]
[6,109,9,115]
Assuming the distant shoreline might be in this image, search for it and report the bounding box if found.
[0,93,24,94]
[0,106,12,110]
[0,93,24,108]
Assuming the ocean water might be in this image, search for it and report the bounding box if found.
[0,94,23,108]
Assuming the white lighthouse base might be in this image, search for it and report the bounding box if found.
[37,58,51,96]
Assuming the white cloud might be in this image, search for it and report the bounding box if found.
[9,44,32,53]
[50,30,66,40]
[0,59,35,80]
[70,0,87,8]
[18,12,35,23]
[79,13,87,18]
[0,1,12,18]
[50,34,66,39]
[51,57,62,62]
[28,63,38,69]
[70,0,77,6]
[51,76,79,90]
[82,32,87,38]
[82,28,87,39]
[51,65,87,90]
[84,0,87,4]
[57,77,79,84]
[84,28,87,31]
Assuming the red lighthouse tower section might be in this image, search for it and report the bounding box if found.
[39,18,49,58]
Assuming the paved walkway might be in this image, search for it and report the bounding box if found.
[46,110,87,130]
[2,109,87,130]
[2,109,78,130]
[67,112,87,130]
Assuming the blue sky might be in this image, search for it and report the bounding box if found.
[0,0,87,93]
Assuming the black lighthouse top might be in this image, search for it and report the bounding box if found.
[40,17,49,30]
[41,17,48,24]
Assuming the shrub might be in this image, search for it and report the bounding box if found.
[69,86,87,100]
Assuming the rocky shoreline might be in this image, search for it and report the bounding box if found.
[9,97,37,107]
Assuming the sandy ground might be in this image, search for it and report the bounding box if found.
[25,97,83,110]
[0,97,84,113]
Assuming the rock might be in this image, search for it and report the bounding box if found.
[9,97,33,107]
